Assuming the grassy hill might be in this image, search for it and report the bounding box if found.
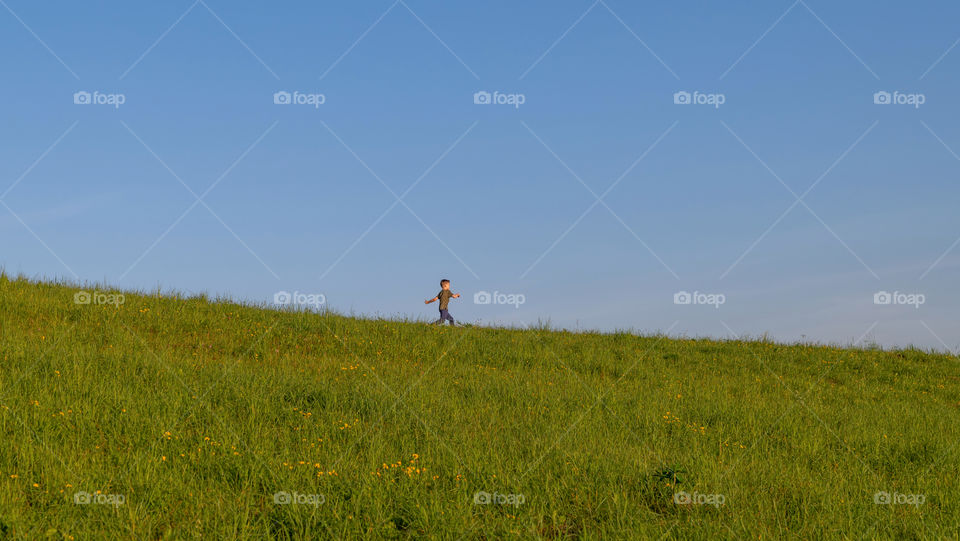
[0,274,956,539]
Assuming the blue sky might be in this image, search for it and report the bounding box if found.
[1,0,958,351]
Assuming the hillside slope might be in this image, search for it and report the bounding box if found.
[0,275,956,539]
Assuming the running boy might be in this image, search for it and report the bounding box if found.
[425,279,460,325]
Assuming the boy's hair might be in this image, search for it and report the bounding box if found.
[440,279,450,286]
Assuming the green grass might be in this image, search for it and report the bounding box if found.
[0,273,957,539]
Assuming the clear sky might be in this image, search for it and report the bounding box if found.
[2,1,958,352]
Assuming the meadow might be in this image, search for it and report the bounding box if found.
[0,273,956,539]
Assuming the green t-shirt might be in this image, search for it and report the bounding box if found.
[437,290,454,310]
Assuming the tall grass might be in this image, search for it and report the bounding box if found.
[0,273,956,539]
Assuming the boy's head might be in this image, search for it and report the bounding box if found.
[440,279,450,290]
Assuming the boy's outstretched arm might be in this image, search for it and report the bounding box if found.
[452,293,460,298]
[425,296,438,304]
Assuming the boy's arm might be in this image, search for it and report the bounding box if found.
[452,293,460,298]
[424,296,438,304]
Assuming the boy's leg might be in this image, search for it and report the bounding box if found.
[444,310,455,325]
[435,309,444,324]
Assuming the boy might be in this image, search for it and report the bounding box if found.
[425,279,460,325]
